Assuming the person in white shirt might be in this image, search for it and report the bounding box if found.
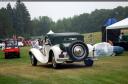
[119,32,124,42]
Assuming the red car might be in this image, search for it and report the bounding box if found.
[3,39,20,59]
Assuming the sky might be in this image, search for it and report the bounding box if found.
[0,2,128,21]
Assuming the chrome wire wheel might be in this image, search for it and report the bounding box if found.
[30,54,37,66]
[52,56,57,68]
[73,45,85,57]
[51,53,59,69]
[68,41,89,61]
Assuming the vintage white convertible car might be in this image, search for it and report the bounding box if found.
[29,33,94,68]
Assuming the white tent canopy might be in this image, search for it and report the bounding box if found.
[106,18,128,29]
[47,30,54,34]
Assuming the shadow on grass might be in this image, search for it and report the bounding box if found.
[36,63,92,69]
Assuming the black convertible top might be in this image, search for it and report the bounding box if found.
[47,32,83,37]
[45,32,84,45]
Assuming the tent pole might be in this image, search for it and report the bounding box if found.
[106,28,107,42]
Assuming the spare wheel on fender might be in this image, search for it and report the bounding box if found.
[67,41,89,61]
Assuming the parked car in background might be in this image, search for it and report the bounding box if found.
[0,42,5,48]
[2,39,20,59]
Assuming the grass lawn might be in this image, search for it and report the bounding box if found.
[0,46,128,84]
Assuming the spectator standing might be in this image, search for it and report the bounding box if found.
[119,32,124,42]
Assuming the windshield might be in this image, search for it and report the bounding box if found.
[50,36,84,45]
[5,40,18,47]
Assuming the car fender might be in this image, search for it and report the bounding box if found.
[50,45,62,63]
[30,48,48,63]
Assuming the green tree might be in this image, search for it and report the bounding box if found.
[31,16,54,35]
[0,7,14,38]
[13,0,31,37]
[7,3,15,35]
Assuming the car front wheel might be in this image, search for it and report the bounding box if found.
[30,54,37,66]
[52,53,59,69]
[5,53,9,59]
